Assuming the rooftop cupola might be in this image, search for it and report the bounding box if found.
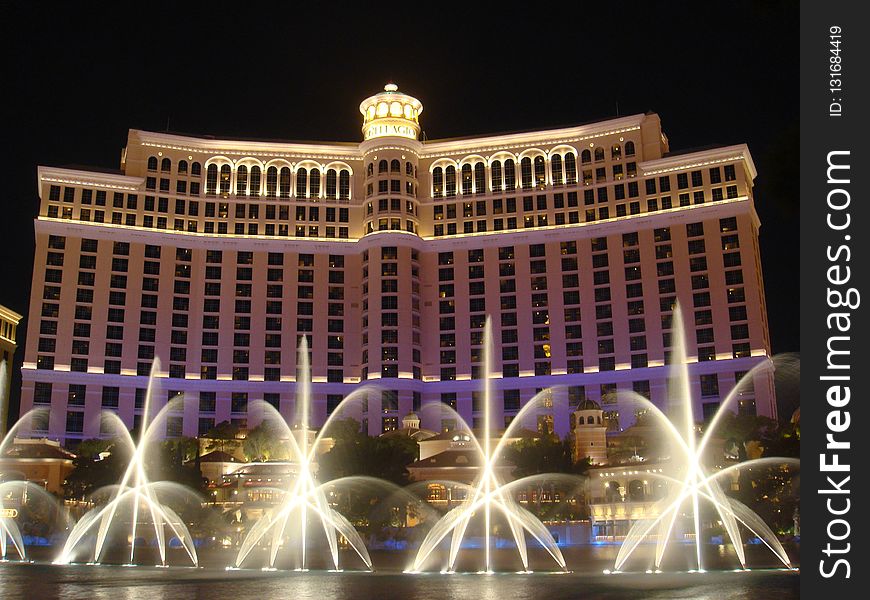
[359,83,423,141]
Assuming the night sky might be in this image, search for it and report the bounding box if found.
[3,3,799,418]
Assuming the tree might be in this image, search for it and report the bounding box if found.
[318,425,418,487]
[242,420,289,462]
[503,435,590,519]
[63,438,131,501]
[316,419,419,534]
[203,420,241,454]
[147,437,205,492]
[505,435,588,478]
[712,414,800,535]
[710,412,778,461]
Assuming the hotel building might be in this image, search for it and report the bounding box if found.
[1,304,23,434]
[18,84,775,447]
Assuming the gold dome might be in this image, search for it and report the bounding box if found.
[359,83,423,141]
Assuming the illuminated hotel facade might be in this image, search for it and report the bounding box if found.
[19,84,774,446]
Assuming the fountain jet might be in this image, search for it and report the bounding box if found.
[234,337,373,571]
[0,409,73,561]
[408,317,567,573]
[612,303,798,572]
[53,359,198,567]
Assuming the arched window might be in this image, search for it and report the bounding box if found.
[406,161,413,175]
[625,141,636,156]
[191,162,201,176]
[491,160,503,192]
[520,157,533,189]
[534,156,546,188]
[147,156,158,171]
[339,170,351,200]
[594,147,605,162]
[612,144,622,160]
[587,415,595,424]
[219,165,231,196]
[296,168,308,198]
[432,167,444,198]
[161,158,171,172]
[249,166,261,197]
[309,169,321,197]
[367,163,374,177]
[445,165,456,197]
[378,160,388,173]
[279,167,291,198]
[325,169,338,199]
[581,149,592,164]
[266,167,278,197]
[474,163,485,194]
[461,164,473,195]
[390,159,400,172]
[565,153,577,184]
[504,159,516,189]
[236,165,248,196]
[551,154,563,186]
[178,160,188,174]
[206,164,218,194]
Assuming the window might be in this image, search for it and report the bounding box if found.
[101,387,120,408]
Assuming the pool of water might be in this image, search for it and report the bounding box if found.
[0,544,799,599]
[0,562,799,600]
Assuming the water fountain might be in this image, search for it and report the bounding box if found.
[0,409,72,561]
[234,337,374,571]
[407,317,568,573]
[53,360,199,567]
[611,304,798,573]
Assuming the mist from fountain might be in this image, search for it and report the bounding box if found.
[407,317,567,574]
[611,304,798,573]
[53,359,199,567]
[234,336,375,571]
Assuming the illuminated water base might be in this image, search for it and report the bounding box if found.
[408,318,567,574]
[234,337,372,571]
[611,304,798,573]
[53,360,198,567]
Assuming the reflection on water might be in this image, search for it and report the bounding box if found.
[0,563,799,600]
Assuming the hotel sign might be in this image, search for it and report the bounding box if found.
[0,508,18,518]
[364,122,417,141]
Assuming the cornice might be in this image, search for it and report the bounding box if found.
[130,130,364,161]
[418,114,648,158]
[640,144,757,180]
[37,166,143,191]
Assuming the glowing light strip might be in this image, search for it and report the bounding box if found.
[363,146,421,158]
[36,217,360,243]
[641,155,745,177]
[19,354,772,380]
[420,196,751,241]
[40,176,141,191]
[139,141,362,162]
[419,126,642,158]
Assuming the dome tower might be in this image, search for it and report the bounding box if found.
[572,399,608,465]
[356,85,425,433]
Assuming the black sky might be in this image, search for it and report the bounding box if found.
[2,2,799,416]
